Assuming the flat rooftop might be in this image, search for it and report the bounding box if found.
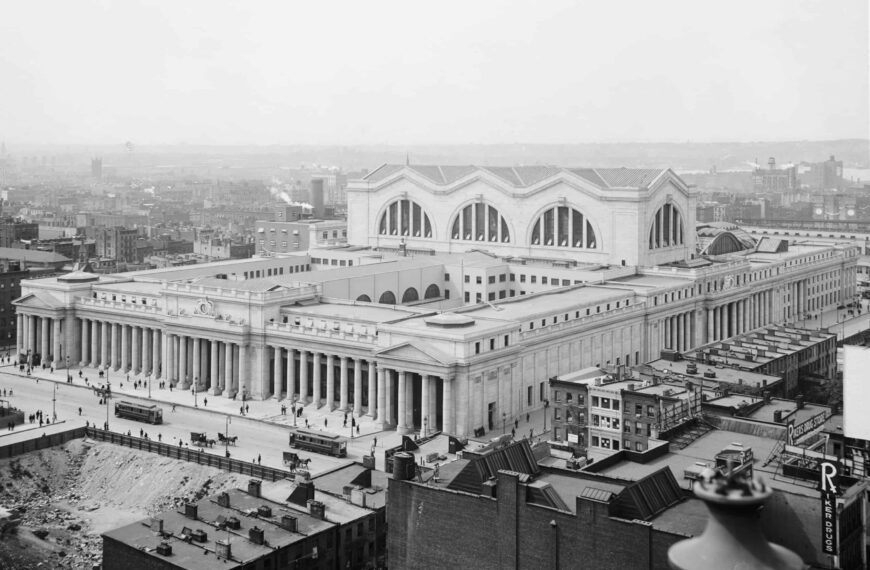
[645,358,781,389]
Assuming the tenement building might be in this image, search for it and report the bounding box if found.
[14,165,859,438]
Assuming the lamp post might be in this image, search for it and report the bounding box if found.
[52,383,58,422]
[502,411,506,435]
[147,373,151,399]
[66,355,71,383]
[105,371,111,431]
[225,415,231,458]
[543,399,550,433]
[194,377,198,408]
[292,395,297,427]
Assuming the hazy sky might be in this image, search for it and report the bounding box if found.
[1,0,867,145]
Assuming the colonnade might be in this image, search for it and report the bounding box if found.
[706,292,774,343]
[663,310,696,352]
[17,314,64,367]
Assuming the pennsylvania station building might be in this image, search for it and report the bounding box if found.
[14,164,859,438]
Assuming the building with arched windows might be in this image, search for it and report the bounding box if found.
[13,164,860,439]
[348,164,697,267]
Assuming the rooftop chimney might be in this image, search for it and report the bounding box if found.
[308,499,326,520]
[215,539,231,560]
[156,541,172,556]
[311,178,325,218]
[217,492,230,508]
[249,526,265,545]
[280,514,298,532]
[762,391,771,405]
[184,503,198,520]
[248,479,262,498]
[392,452,415,481]
[150,518,163,533]
[795,395,805,410]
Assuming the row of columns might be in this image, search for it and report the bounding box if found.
[78,318,164,379]
[663,310,695,353]
[706,292,775,343]
[18,314,64,367]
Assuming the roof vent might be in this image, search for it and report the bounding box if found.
[257,505,272,518]
[184,503,198,520]
[215,539,231,560]
[216,492,230,508]
[156,541,172,556]
[249,526,265,545]
[280,514,298,532]
[191,529,207,543]
[225,516,241,530]
[248,479,262,498]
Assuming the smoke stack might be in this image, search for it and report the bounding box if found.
[215,540,231,560]
[248,479,262,498]
[184,503,198,520]
[311,178,325,218]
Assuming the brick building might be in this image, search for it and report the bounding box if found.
[386,440,687,569]
[0,260,26,347]
[0,218,38,248]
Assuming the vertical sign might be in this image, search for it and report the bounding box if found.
[818,460,839,556]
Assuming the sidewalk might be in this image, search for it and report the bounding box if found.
[2,362,395,443]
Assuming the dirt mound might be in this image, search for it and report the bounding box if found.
[0,439,248,569]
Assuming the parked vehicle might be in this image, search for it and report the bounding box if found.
[288,429,347,457]
[114,400,162,424]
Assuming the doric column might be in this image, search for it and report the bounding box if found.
[339,357,349,411]
[178,335,188,388]
[676,315,683,352]
[29,315,37,355]
[421,374,430,437]
[707,308,715,342]
[98,320,109,369]
[299,349,309,403]
[109,323,119,370]
[397,370,408,433]
[312,352,322,407]
[222,342,234,397]
[405,372,415,430]
[386,369,394,426]
[353,359,363,415]
[90,320,100,368]
[376,366,387,424]
[40,317,50,364]
[80,319,89,366]
[326,354,335,410]
[274,346,284,398]
[142,328,152,376]
[52,318,62,367]
[367,361,377,417]
[120,325,129,372]
[238,343,248,399]
[153,329,161,379]
[286,348,296,399]
[192,337,201,390]
[16,314,23,355]
[210,339,220,395]
[443,377,454,434]
[131,326,141,374]
[166,334,175,383]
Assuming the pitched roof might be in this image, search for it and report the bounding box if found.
[362,164,671,190]
[0,247,69,263]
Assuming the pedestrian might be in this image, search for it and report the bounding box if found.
[240,405,244,415]
[343,418,347,428]
[158,433,162,442]
[85,420,89,428]
[257,454,261,465]
[514,419,518,429]
[324,418,328,428]
[245,404,249,414]
[140,428,144,437]
[356,425,360,434]
[104,421,108,430]
[79,370,82,377]
[526,413,530,423]
[511,427,516,438]
[172,404,177,412]
[50,367,53,373]
[305,418,309,428]
[204,397,208,407]
[374,436,378,447]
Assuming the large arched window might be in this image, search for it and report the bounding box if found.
[401,287,419,303]
[378,291,397,304]
[424,284,440,299]
[356,294,372,302]
[378,198,433,238]
[649,203,684,249]
[530,206,597,248]
[450,202,510,243]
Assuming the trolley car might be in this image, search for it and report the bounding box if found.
[288,429,347,457]
[114,400,163,424]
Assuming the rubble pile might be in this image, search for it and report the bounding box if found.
[0,439,248,569]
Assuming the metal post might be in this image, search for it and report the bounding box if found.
[105,370,110,431]
[148,373,151,399]
[194,377,198,408]
[225,416,231,458]
[543,399,549,433]
[292,395,297,427]
[502,412,506,435]
[52,383,57,422]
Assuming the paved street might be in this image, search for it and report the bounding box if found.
[0,362,553,473]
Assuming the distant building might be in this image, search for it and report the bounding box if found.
[254,220,347,254]
[91,157,102,180]
[753,157,798,192]
[0,218,38,248]
[193,228,254,260]
[0,246,69,272]
[801,155,844,191]
[93,227,138,263]
[0,260,26,346]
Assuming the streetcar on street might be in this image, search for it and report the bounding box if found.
[288,429,347,457]
[114,400,163,424]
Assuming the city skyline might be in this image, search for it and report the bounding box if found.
[1,0,868,146]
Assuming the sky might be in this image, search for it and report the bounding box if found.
[0,0,867,145]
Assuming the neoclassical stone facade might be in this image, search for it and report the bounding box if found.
[14,165,861,438]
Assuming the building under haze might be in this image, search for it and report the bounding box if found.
[13,164,858,438]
